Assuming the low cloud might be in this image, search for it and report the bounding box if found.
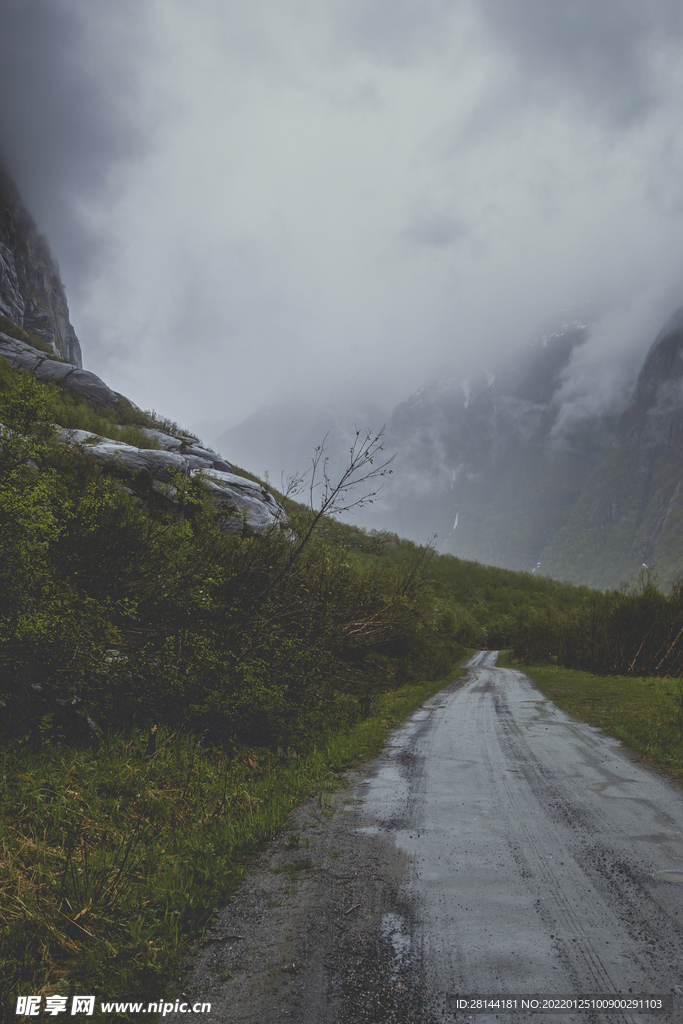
[551,287,683,438]
[1,0,683,445]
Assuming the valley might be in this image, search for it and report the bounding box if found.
[3,160,683,1018]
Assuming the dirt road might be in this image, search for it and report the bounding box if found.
[175,653,683,1022]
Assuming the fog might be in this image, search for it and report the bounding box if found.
[2,0,683,454]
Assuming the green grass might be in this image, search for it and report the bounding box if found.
[0,314,55,356]
[0,356,202,453]
[502,655,683,781]
[1,666,466,1019]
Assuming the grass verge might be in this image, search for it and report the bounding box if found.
[1,666,467,1020]
[500,653,683,782]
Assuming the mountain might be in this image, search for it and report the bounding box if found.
[0,165,282,533]
[0,164,81,365]
[220,317,613,568]
[221,306,683,590]
[375,319,610,567]
[379,308,683,589]
[6,154,683,589]
[541,306,683,588]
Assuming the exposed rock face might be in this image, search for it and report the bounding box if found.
[60,429,284,533]
[0,334,123,406]
[385,307,683,588]
[193,468,284,532]
[0,164,82,365]
[0,163,283,537]
[357,320,610,572]
[624,305,683,445]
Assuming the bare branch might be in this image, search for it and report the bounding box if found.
[289,425,395,518]
[243,427,395,619]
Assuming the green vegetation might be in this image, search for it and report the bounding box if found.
[315,519,594,650]
[0,673,460,1015]
[0,337,197,450]
[0,313,54,356]
[507,661,683,781]
[506,568,683,779]
[512,569,683,677]
[0,358,598,1016]
[0,368,462,746]
[45,387,163,450]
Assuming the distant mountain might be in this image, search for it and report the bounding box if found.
[541,306,683,588]
[220,306,683,590]
[366,319,615,569]
[218,318,612,566]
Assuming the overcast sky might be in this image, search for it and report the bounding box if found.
[1,0,683,442]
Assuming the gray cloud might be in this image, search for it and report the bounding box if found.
[330,0,458,63]
[0,0,151,293]
[476,0,683,124]
[1,0,682,455]
[401,214,468,249]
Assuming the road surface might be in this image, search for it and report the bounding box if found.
[177,652,683,1022]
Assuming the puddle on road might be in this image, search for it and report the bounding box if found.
[631,833,679,843]
[587,779,638,792]
[659,871,683,884]
[380,912,411,978]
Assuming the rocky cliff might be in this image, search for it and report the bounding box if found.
[0,163,81,365]
[374,306,683,589]
[0,167,283,535]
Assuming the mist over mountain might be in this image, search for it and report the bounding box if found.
[3,4,683,590]
[543,306,683,588]
[221,303,683,589]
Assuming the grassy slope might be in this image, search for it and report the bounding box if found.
[1,665,468,1018]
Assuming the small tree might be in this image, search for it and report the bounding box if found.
[228,427,395,627]
[285,425,394,551]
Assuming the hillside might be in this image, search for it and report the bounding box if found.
[1,164,597,743]
[0,165,606,1011]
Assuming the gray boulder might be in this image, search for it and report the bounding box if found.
[60,430,188,479]
[59,429,283,533]
[192,468,284,533]
[137,427,234,472]
[138,427,184,450]
[182,443,233,472]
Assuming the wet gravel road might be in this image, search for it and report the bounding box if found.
[176,653,683,1023]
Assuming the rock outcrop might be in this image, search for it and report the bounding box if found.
[0,164,283,535]
[0,334,125,407]
[61,428,284,533]
[0,164,82,365]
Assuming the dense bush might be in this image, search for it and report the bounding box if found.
[315,519,595,651]
[0,367,463,750]
[513,569,683,677]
